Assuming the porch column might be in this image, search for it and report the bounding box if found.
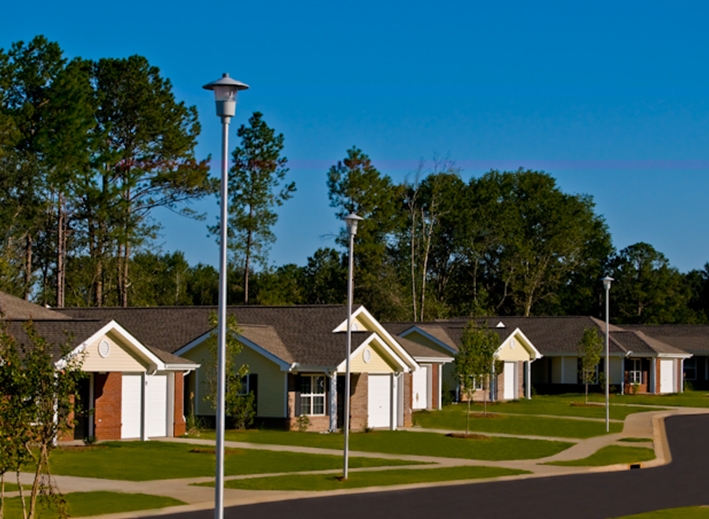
[141,373,148,441]
[651,358,657,394]
[328,372,337,432]
[679,359,685,393]
[620,357,625,396]
[525,361,531,400]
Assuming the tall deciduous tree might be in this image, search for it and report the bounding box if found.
[225,112,294,303]
[327,147,405,319]
[609,242,694,324]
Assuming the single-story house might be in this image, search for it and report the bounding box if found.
[384,320,543,402]
[0,292,197,441]
[61,304,423,432]
[623,324,709,390]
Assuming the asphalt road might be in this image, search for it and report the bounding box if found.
[158,414,709,519]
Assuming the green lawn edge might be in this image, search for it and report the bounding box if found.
[199,466,530,491]
[545,445,655,467]
[198,430,573,461]
[49,441,418,481]
[2,491,185,519]
[612,506,709,518]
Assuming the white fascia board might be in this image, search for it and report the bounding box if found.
[414,356,454,364]
[174,327,291,371]
[657,352,693,359]
[336,333,411,373]
[288,365,333,374]
[400,327,458,355]
[164,362,200,371]
[502,328,543,360]
[333,306,418,370]
[60,320,165,371]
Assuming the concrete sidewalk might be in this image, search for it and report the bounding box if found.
[11,406,709,519]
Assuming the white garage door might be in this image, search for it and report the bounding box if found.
[146,374,168,437]
[121,374,142,439]
[412,365,429,410]
[503,362,517,400]
[368,375,392,429]
[660,359,675,394]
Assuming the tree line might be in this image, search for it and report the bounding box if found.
[2,35,709,325]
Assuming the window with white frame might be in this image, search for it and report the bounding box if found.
[684,357,697,381]
[629,359,642,384]
[300,375,325,416]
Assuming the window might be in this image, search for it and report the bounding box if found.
[239,375,249,395]
[629,359,642,385]
[300,375,325,416]
[684,358,697,381]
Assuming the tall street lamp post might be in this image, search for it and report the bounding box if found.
[343,212,363,480]
[602,275,614,433]
[202,73,248,519]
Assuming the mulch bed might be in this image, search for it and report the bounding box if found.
[189,447,246,455]
[446,433,491,440]
[466,412,503,418]
[570,402,604,407]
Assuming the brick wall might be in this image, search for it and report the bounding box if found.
[350,373,368,431]
[94,372,122,440]
[173,372,186,437]
[431,365,440,410]
[287,415,330,432]
[402,373,413,427]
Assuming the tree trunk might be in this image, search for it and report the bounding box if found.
[23,235,33,300]
[121,242,130,307]
[420,205,436,322]
[410,205,417,321]
[244,230,252,304]
[55,193,66,308]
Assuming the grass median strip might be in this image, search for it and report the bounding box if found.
[413,407,622,438]
[49,441,418,481]
[545,445,656,467]
[2,491,184,519]
[612,506,709,518]
[198,466,530,491]
[433,396,658,420]
[198,430,572,460]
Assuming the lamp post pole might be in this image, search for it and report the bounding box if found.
[343,213,363,480]
[202,73,248,519]
[602,275,614,433]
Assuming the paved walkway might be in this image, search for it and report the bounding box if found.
[8,406,709,518]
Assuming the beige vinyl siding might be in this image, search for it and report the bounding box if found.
[496,337,532,362]
[81,332,147,372]
[349,343,397,373]
[182,340,286,418]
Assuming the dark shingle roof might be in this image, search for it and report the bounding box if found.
[0,292,71,320]
[622,324,709,354]
[4,319,110,360]
[61,305,366,367]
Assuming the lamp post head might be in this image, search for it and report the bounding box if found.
[601,275,614,291]
[203,73,249,119]
[344,213,363,236]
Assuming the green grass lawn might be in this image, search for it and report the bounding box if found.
[49,442,417,481]
[208,466,530,491]
[441,395,658,419]
[2,492,184,519]
[413,406,622,438]
[2,483,31,492]
[198,429,572,460]
[545,445,655,467]
[613,506,709,518]
[587,390,709,408]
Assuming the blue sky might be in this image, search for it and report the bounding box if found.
[3,0,709,272]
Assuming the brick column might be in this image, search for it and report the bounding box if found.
[350,373,368,431]
[173,372,186,437]
[94,373,122,440]
[403,373,413,427]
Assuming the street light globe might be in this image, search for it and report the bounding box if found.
[344,213,363,236]
[202,73,249,119]
[602,275,614,291]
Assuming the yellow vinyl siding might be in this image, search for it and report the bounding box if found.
[81,332,147,372]
[496,337,533,362]
[349,343,396,373]
[182,340,286,417]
